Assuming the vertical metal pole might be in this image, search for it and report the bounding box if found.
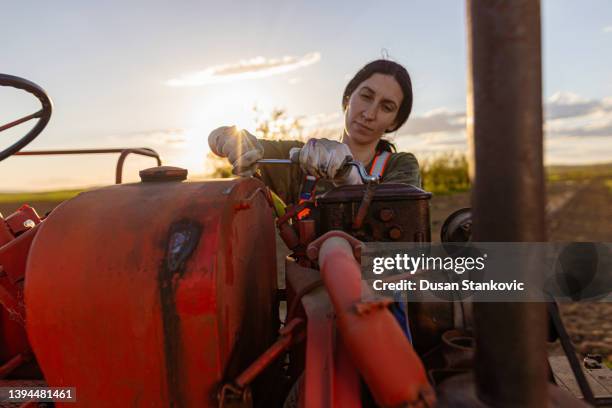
[467,0,548,406]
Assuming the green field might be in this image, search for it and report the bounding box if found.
[422,157,612,195]
[0,189,84,204]
[1,159,611,205]
[546,162,612,182]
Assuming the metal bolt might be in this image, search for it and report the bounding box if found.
[379,208,395,222]
[388,227,402,240]
[23,219,36,229]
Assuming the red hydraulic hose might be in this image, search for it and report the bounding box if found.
[311,234,436,407]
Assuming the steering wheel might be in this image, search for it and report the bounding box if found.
[0,74,53,162]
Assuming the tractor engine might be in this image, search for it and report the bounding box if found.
[317,183,432,242]
[281,182,473,406]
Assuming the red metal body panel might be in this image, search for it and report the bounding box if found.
[1,225,39,288]
[0,218,14,246]
[0,225,40,373]
[310,233,436,407]
[4,205,41,236]
[0,227,38,356]
[285,260,362,408]
[24,178,278,407]
[0,311,31,379]
[301,287,362,408]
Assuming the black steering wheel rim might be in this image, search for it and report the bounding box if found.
[0,74,53,162]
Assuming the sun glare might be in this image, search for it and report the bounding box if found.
[167,83,272,176]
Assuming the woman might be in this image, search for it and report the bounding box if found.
[208,59,421,205]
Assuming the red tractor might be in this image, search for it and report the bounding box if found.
[0,75,603,408]
[0,2,609,404]
[1,72,442,407]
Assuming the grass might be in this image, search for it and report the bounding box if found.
[421,154,470,195]
[0,189,84,204]
[422,156,612,195]
[546,163,612,182]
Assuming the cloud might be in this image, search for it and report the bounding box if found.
[166,52,321,86]
[547,119,612,137]
[395,94,612,138]
[391,93,612,163]
[372,93,612,142]
[400,108,466,136]
[604,26,612,33]
[545,92,607,119]
[545,93,612,137]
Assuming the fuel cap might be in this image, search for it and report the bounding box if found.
[139,166,188,182]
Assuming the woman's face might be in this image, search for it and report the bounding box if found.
[344,73,404,145]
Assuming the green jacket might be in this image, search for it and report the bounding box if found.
[256,139,421,205]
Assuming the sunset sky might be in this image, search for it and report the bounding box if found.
[1,0,611,191]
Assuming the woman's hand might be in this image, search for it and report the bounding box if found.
[295,138,362,185]
[208,126,264,176]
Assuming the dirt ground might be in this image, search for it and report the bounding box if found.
[1,176,611,365]
[430,177,612,367]
[545,177,612,367]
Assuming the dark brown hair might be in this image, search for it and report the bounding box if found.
[342,59,413,133]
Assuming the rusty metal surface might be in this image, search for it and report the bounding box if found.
[307,233,435,407]
[4,206,41,238]
[467,0,548,407]
[234,318,304,389]
[284,259,362,408]
[0,224,41,321]
[306,230,365,263]
[300,285,343,408]
[140,166,188,182]
[467,2,546,242]
[317,183,431,242]
[0,222,43,380]
[219,318,305,408]
[0,220,13,247]
[351,182,377,230]
[24,178,278,407]
[297,220,316,247]
[283,258,320,387]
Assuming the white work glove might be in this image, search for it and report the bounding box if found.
[292,138,362,185]
[208,126,264,176]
